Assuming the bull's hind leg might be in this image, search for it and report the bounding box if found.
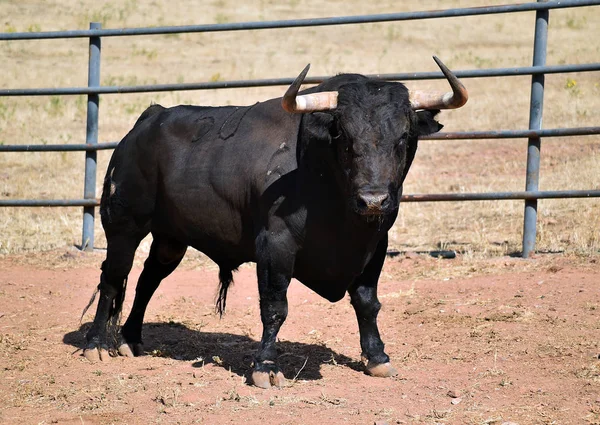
[119,236,187,357]
[84,232,144,362]
[348,234,397,377]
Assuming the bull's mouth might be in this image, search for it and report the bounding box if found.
[355,207,388,217]
[354,206,397,226]
[351,192,396,218]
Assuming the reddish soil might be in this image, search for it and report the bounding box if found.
[0,249,599,425]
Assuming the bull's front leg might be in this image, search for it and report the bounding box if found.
[251,232,293,389]
[348,234,398,378]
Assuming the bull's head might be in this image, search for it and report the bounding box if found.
[283,57,467,218]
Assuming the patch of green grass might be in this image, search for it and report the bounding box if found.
[103,75,140,87]
[386,26,401,42]
[75,95,86,116]
[124,102,143,115]
[215,13,230,24]
[85,9,114,28]
[473,55,494,69]
[46,96,66,117]
[0,99,16,120]
[566,15,587,30]
[132,46,158,60]
[81,0,138,28]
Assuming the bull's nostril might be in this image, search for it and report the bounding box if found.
[380,193,390,208]
[357,197,368,210]
[378,194,389,208]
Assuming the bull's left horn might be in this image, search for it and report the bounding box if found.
[282,64,338,113]
[409,56,468,110]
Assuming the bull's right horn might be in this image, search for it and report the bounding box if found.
[409,56,468,110]
[282,64,338,113]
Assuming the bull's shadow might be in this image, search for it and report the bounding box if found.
[64,322,362,382]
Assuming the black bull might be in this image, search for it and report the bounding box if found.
[83,60,467,388]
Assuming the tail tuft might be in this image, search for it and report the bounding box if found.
[216,268,235,317]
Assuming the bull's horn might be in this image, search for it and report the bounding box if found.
[282,64,338,113]
[409,56,468,110]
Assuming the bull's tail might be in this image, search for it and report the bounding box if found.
[216,267,236,317]
[107,277,128,345]
[80,283,100,324]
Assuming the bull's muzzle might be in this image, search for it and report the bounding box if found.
[356,191,391,215]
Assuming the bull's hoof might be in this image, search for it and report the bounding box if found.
[251,361,287,388]
[117,342,144,358]
[117,335,145,358]
[365,361,398,378]
[251,369,287,389]
[83,345,111,362]
[117,343,134,358]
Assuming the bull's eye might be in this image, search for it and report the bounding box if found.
[398,132,408,144]
[341,144,352,162]
[331,120,343,140]
[395,132,408,150]
[395,133,408,156]
[339,141,353,164]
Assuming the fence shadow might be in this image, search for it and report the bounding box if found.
[64,322,363,382]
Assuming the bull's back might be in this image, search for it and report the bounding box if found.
[105,100,300,265]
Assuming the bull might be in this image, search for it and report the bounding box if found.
[83,57,467,388]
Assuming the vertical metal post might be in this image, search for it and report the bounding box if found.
[82,22,101,252]
[522,3,548,258]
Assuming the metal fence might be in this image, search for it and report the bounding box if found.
[1,0,599,257]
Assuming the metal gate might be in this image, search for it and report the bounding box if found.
[1,0,599,256]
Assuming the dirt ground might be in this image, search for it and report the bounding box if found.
[0,249,598,425]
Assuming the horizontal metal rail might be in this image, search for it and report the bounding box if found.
[373,63,600,81]
[401,190,600,202]
[423,127,600,140]
[1,0,598,41]
[0,142,120,152]
[1,63,599,97]
[4,189,599,207]
[0,199,99,207]
[1,127,598,152]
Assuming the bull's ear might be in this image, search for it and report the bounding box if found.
[303,112,334,144]
[313,111,334,127]
[416,109,443,136]
[313,112,335,141]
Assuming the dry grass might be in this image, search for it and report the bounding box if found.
[0,0,599,256]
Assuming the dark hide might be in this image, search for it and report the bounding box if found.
[84,74,443,384]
